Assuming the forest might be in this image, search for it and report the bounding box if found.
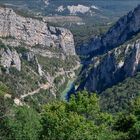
[0,83,140,140]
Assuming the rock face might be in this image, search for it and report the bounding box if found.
[56,4,99,15]
[0,7,75,55]
[0,48,21,71]
[76,5,140,93]
[48,26,75,55]
[67,5,91,15]
[78,39,140,92]
[77,5,140,56]
[21,51,43,76]
[0,6,80,103]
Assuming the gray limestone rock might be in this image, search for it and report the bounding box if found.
[0,7,75,55]
[79,39,140,92]
[0,48,21,71]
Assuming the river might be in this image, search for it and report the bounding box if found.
[61,80,75,101]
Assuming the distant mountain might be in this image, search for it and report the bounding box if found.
[77,5,140,93]
[77,5,140,56]
[0,0,140,22]
[0,0,139,49]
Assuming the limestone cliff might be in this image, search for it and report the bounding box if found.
[0,6,79,103]
[76,5,140,93]
[78,38,140,92]
[0,7,75,55]
[0,47,21,72]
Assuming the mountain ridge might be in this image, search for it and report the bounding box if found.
[77,5,140,94]
[77,5,140,56]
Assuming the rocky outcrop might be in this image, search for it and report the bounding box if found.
[35,56,43,76]
[0,48,21,71]
[67,5,91,15]
[60,4,99,15]
[48,26,75,55]
[78,39,140,92]
[21,51,44,76]
[124,41,140,77]
[43,0,49,6]
[77,5,140,56]
[0,7,75,55]
[22,51,35,62]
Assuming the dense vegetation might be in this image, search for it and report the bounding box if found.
[0,41,79,104]
[100,72,140,113]
[0,88,140,140]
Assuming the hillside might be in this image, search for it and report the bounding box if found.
[77,5,140,92]
[74,5,140,115]
[0,6,80,105]
[1,2,140,140]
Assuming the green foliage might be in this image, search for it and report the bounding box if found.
[0,82,10,96]
[0,40,6,49]
[71,24,109,47]
[113,113,137,133]
[0,35,15,40]
[100,72,140,113]
[15,46,29,54]
[67,91,100,120]
[0,82,12,118]
[1,90,140,140]
[5,106,42,140]
[41,101,100,140]
[129,121,140,140]
[24,89,54,111]
[40,91,115,140]
[14,9,42,20]
[0,60,45,97]
[37,55,78,76]
[112,97,140,140]
[0,83,13,139]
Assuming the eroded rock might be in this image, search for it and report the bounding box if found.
[0,48,21,71]
[0,7,75,55]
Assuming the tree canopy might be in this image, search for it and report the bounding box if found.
[0,90,140,140]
